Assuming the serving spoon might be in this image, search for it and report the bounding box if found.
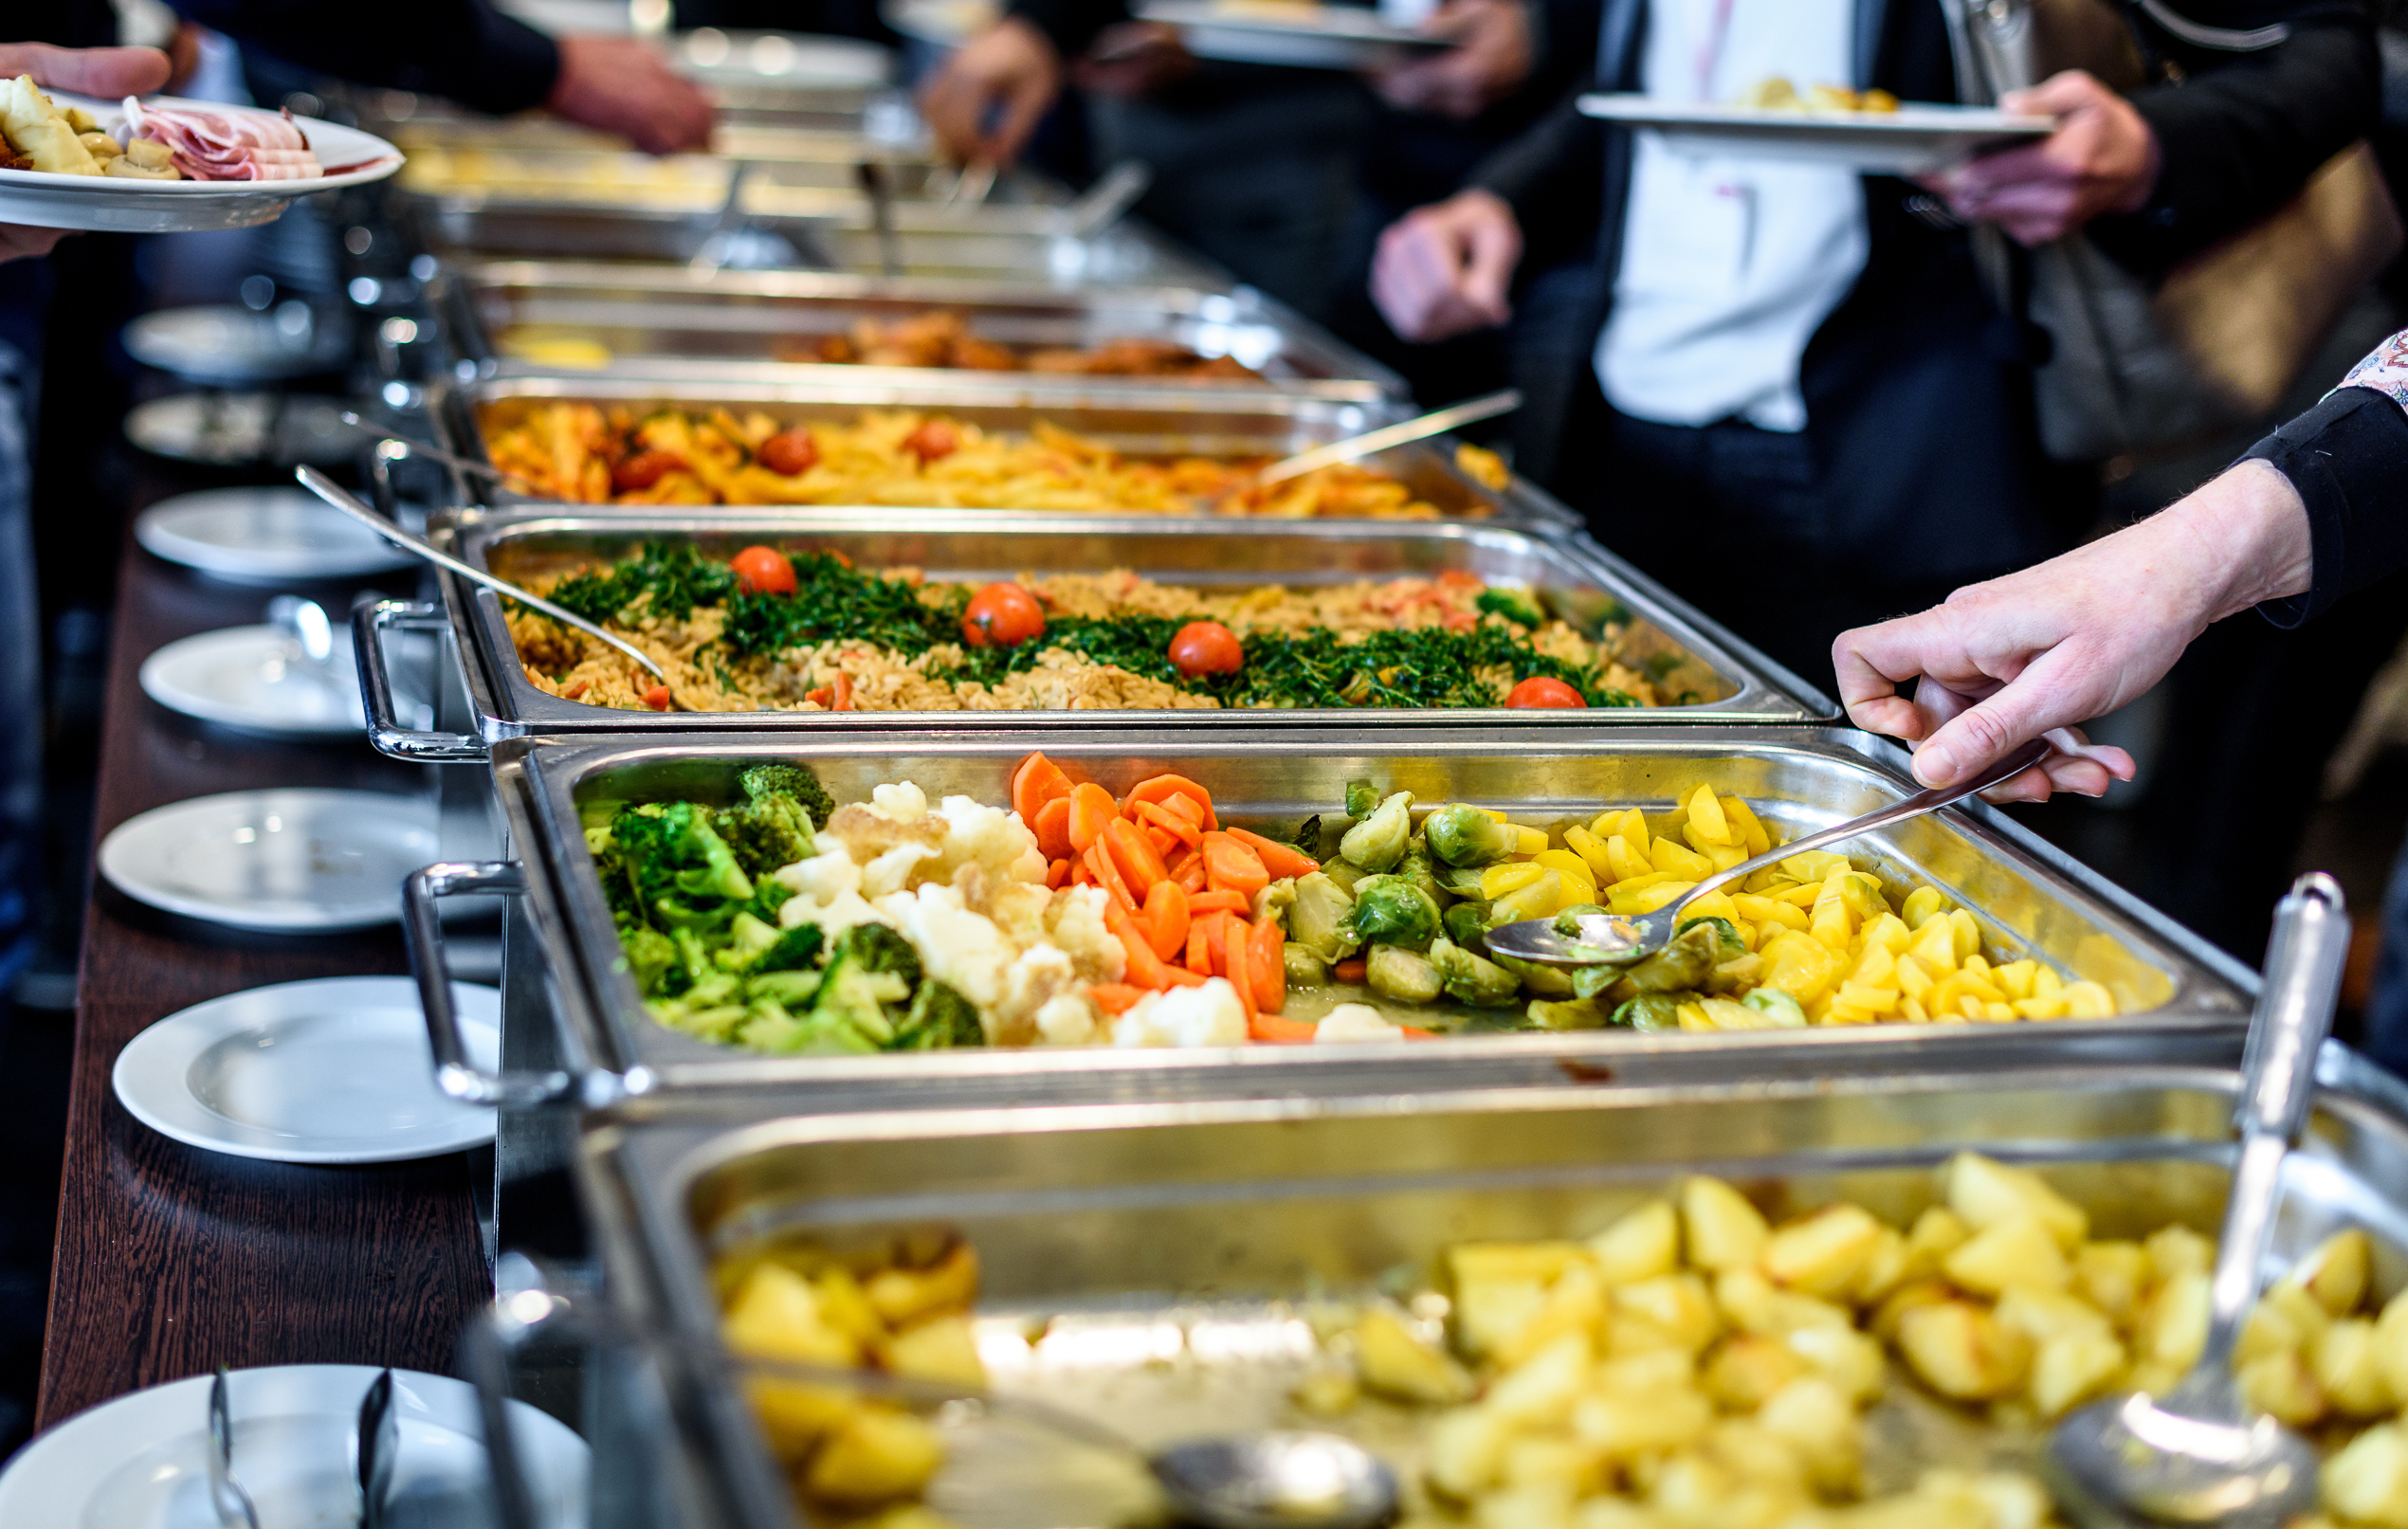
[2044,871,2349,1529]
[1255,389,1521,486]
[1483,736,2054,969]
[291,467,673,692]
[336,414,546,496]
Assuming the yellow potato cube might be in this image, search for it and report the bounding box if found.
[1453,1279,1548,1362]
[1569,1384,1714,1459]
[1683,889,1742,925]
[1762,936,1846,1004]
[2073,1241,2151,1326]
[1810,901,1852,953]
[1703,1334,1809,1411]
[1907,918,1960,976]
[2062,980,2115,1018]
[1836,982,1902,1013]
[1653,837,1714,880]
[1735,894,1811,932]
[2314,1317,2395,1417]
[1897,1301,2033,1400]
[1514,826,1550,855]
[1609,808,1650,859]
[2239,1301,2309,1366]
[1822,999,1881,1027]
[1533,849,1598,896]
[1589,1200,1681,1285]
[1449,1241,1585,1288]
[1851,1226,1911,1306]
[1604,833,1651,885]
[1700,1417,1808,1496]
[808,1268,888,1350]
[803,1406,945,1502]
[1481,862,1546,899]
[1783,1322,1886,1403]
[865,1242,979,1327]
[1849,942,1899,988]
[2323,1421,2408,1528]
[1943,1214,2071,1296]
[2143,1225,2213,1283]
[1782,851,1851,883]
[1994,1287,2113,1343]
[2137,1270,2211,1371]
[2287,1228,2374,1318]
[1947,909,1982,962]
[1683,1175,1769,1271]
[1686,785,1732,845]
[1870,1278,1957,1344]
[1895,956,1938,1000]
[1564,825,1614,885]
[1487,1331,1594,1423]
[1357,1304,1476,1403]
[1611,879,1690,917]
[1427,1405,1510,1500]
[2262,1280,2333,1350]
[1761,1203,1888,1300]
[2014,996,2071,1020]
[1474,1481,1578,1529]
[1982,1001,2017,1022]
[1614,1272,1721,1354]
[1756,1376,1864,1496]
[881,1315,987,1389]
[1772,881,1826,908]
[1861,911,1912,956]
[1993,960,2037,1001]
[2239,1348,2327,1428]
[1945,1153,2089,1249]
[1496,1264,1610,1370]
[1722,796,1773,856]
[1900,886,1951,928]
[1900,995,1931,1023]
[1596,1346,1696,1395]
[2029,1329,2126,1418]
[1703,841,1751,871]
[2374,1288,2408,1401]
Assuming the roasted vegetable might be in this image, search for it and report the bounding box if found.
[1430,937,1522,1007]
[1422,803,1521,868]
[1288,872,1361,963]
[1441,901,1492,948]
[1349,876,1442,950]
[1366,943,1443,1004]
[718,763,827,878]
[1612,992,1688,1031]
[1340,790,1414,872]
[1527,994,1608,1029]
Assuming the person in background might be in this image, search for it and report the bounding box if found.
[1368,0,2377,691]
[1831,329,2408,1053]
[915,0,1547,320]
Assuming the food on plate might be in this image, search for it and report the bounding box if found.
[480,402,1465,517]
[119,98,321,181]
[1739,78,1901,114]
[764,310,1265,380]
[508,542,1654,713]
[2,77,104,175]
[712,1156,2408,1526]
[594,754,2114,1057]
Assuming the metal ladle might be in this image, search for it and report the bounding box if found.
[2045,870,2349,1529]
[290,466,672,690]
[1255,389,1522,486]
[1485,737,2053,969]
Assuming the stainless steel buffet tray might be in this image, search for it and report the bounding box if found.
[432,261,1406,401]
[407,728,2253,1110]
[566,1050,2408,1529]
[361,510,1821,755]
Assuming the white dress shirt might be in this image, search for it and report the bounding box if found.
[1596,0,1870,433]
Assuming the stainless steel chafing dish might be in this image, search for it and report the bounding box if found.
[431,261,1405,402]
[540,1050,2408,1528]
[356,511,1819,756]
[402,728,2250,1111]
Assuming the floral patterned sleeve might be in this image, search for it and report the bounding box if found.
[2242,327,2408,628]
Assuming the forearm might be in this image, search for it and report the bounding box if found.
[166,0,561,115]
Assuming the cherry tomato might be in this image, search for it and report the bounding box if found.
[729,546,796,596]
[903,419,961,464]
[642,684,672,711]
[1168,620,1244,678]
[611,449,684,493]
[757,427,819,477]
[962,582,1046,648]
[1505,676,1587,708]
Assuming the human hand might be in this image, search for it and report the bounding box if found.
[1367,0,1533,118]
[1928,70,2159,245]
[0,43,173,264]
[1370,188,1521,341]
[919,17,1063,167]
[545,34,715,155]
[1070,22,1195,99]
[1833,460,2313,802]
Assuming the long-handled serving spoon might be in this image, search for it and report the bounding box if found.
[1254,389,1521,487]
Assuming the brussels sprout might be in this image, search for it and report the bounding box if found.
[1833,872,1887,923]
[1527,995,1607,1029]
[1706,952,1766,994]
[1677,917,1746,959]
[1492,951,1576,997]
[1365,943,1443,1004]
[1621,919,1730,994]
[1283,942,1330,987]
[1287,872,1361,962]
[1431,861,1489,898]
[1348,876,1442,950]
[1488,870,1565,927]
[1611,992,1691,1031]
[1398,842,1448,905]
[1441,901,1492,948]
[1549,901,1611,935]
[1421,804,1523,868]
[1343,780,1380,819]
[1430,937,1523,1007]
[1742,988,1808,1028]
[1322,859,1372,897]
[1254,877,1299,922]
[1340,791,1414,872]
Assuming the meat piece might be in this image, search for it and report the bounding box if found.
[119,99,321,181]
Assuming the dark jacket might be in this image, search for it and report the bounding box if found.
[1475,0,2378,573]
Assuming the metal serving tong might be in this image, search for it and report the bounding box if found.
[1255,389,1521,486]
[291,467,672,691]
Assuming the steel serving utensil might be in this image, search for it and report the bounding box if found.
[207,1367,262,1529]
[1254,389,1520,485]
[2045,871,2349,1529]
[337,414,545,495]
[267,593,337,671]
[1063,158,1153,239]
[291,466,670,686]
[1484,736,2052,968]
[854,160,903,278]
[356,1366,399,1529]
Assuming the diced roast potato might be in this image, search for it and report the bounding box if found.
[1356,1305,1475,1404]
[803,1408,946,1502]
[1681,1176,1769,1271]
[1589,1200,1680,1284]
[1896,1301,2033,1399]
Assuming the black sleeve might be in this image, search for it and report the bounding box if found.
[1008,0,1129,60]
[169,0,562,116]
[1469,83,1605,264]
[2243,386,2408,628]
[2087,5,2378,281]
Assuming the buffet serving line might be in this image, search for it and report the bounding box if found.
[22,37,2408,1529]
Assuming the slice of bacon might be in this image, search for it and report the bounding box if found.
[117,98,322,182]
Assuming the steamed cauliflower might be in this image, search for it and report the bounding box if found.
[1111,978,1248,1048]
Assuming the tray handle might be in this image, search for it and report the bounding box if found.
[358,599,486,762]
[405,860,583,1107]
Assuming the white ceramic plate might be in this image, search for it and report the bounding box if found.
[139,625,365,736]
[677,28,895,87]
[1137,1,1447,68]
[135,486,417,581]
[1576,94,2052,173]
[0,1364,588,1527]
[124,393,360,466]
[98,789,439,932]
[123,303,351,384]
[0,91,402,233]
[114,976,500,1163]
[882,0,999,47]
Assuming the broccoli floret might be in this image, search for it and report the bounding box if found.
[747,968,824,1007]
[1475,588,1546,628]
[741,762,836,828]
[832,921,922,985]
[613,801,755,930]
[713,912,784,972]
[621,925,682,996]
[806,922,922,1048]
[891,980,982,1049]
[721,794,818,883]
[752,923,825,974]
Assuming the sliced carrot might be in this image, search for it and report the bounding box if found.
[1186,917,1211,974]
[1249,916,1286,1013]
[1140,880,1191,962]
[1104,899,1176,990]
[1186,889,1250,916]
[1159,791,1208,827]
[1143,825,1180,861]
[1226,827,1318,881]
[1031,797,1075,862]
[1250,1010,1318,1044]
[830,671,853,711]
[1160,965,1209,988]
[1398,1025,1438,1039]
[1046,857,1071,890]
[1333,957,1368,985]
[1067,782,1120,855]
[1224,923,1259,1026]
[1088,983,1145,1015]
[1125,774,1218,832]
[1103,816,1172,894]
[1200,832,1269,900]
[1086,843,1139,913]
[1011,753,1075,824]
[1071,858,1096,887]
[1137,800,1205,849]
[1196,911,1232,975]
[1170,847,1209,895]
